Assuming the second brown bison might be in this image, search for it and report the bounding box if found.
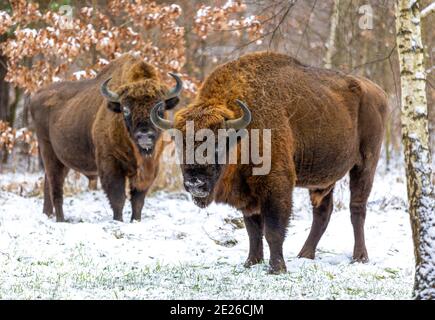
[151,52,388,274]
[30,54,181,222]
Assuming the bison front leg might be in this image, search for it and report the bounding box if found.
[243,214,264,268]
[130,188,147,222]
[99,161,126,222]
[261,194,291,274]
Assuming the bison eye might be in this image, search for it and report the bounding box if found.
[123,106,131,118]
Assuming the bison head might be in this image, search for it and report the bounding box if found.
[150,95,252,208]
[100,71,182,156]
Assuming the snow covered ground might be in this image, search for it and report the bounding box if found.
[0,161,414,299]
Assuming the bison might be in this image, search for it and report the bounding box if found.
[30,54,181,222]
[151,51,388,274]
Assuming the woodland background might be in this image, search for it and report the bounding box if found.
[0,0,434,176]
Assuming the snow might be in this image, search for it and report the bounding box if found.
[223,0,234,10]
[411,17,420,25]
[0,11,11,24]
[18,28,37,38]
[169,4,181,13]
[415,71,426,80]
[98,58,109,65]
[100,37,110,47]
[414,105,427,115]
[127,27,138,36]
[243,15,256,25]
[0,161,415,299]
[196,6,210,19]
[409,0,418,9]
[73,70,87,80]
[169,60,180,70]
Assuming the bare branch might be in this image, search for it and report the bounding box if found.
[295,0,318,57]
[351,44,397,71]
[421,2,435,18]
[268,0,297,48]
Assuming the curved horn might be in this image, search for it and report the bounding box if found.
[100,78,119,102]
[225,99,252,130]
[150,101,174,130]
[167,72,183,98]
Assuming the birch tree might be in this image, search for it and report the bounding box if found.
[395,0,435,299]
[324,0,340,68]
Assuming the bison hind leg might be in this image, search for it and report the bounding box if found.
[348,143,383,264]
[298,185,334,260]
[349,162,376,264]
[39,142,69,222]
[43,174,53,217]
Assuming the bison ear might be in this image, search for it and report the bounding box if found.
[164,96,180,110]
[107,101,122,113]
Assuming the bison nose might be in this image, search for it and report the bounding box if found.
[135,131,156,148]
[135,131,155,140]
[185,178,205,189]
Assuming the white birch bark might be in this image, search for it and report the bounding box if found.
[395,0,435,300]
[324,0,340,69]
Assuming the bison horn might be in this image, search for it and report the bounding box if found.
[167,72,183,98]
[150,101,174,130]
[100,78,120,102]
[225,99,252,130]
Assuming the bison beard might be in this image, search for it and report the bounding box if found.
[30,54,181,222]
[158,51,388,274]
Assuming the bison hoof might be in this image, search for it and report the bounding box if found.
[43,211,53,217]
[56,217,65,223]
[352,246,369,263]
[351,252,369,264]
[268,266,287,275]
[244,257,264,268]
[268,260,287,275]
[297,248,316,260]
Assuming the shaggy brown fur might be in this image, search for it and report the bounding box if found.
[30,54,171,222]
[174,52,388,274]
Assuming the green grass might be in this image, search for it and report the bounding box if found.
[0,246,413,299]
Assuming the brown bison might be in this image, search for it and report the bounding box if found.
[30,54,181,222]
[151,52,388,274]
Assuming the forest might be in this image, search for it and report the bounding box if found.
[0,0,434,300]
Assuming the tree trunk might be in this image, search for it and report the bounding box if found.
[395,0,435,299]
[324,0,340,68]
[0,54,10,122]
